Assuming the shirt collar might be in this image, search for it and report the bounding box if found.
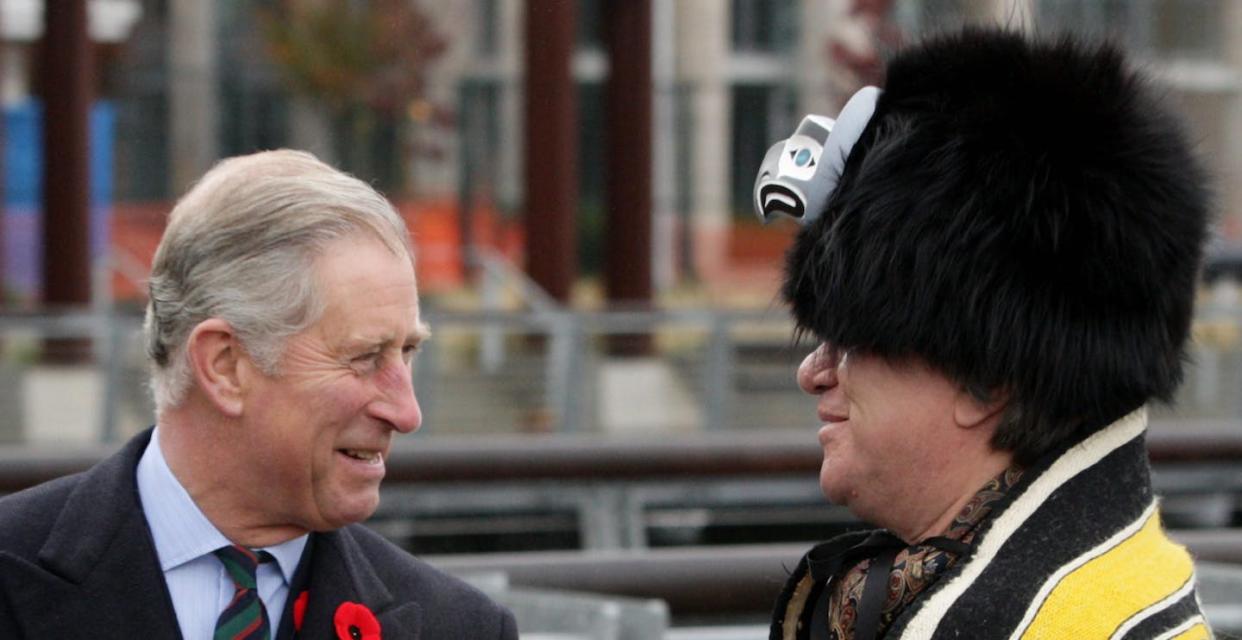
[262,535,308,585]
[136,427,308,584]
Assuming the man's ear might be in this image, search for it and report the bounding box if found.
[954,387,1008,429]
[185,318,245,418]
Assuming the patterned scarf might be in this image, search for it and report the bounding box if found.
[822,466,1025,640]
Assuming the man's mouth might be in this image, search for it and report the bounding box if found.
[338,449,383,464]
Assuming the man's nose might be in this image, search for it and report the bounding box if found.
[796,344,840,395]
[371,357,423,433]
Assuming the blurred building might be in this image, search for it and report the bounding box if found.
[3,0,1239,300]
[422,0,1242,290]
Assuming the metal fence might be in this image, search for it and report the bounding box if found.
[3,301,1241,634]
[2,251,1241,444]
[446,554,1242,637]
[3,306,1242,446]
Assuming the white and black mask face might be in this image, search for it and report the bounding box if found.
[754,117,833,222]
[753,87,881,226]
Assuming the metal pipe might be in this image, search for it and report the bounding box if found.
[427,543,1242,615]
[4,425,1242,491]
[604,0,655,355]
[40,0,93,363]
[523,0,578,303]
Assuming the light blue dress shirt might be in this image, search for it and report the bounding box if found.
[137,427,309,640]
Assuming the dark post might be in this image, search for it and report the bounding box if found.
[0,8,6,307]
[523,0,578,303]
[604,0,653,354]
[40,0,93,363]
[458,96,477,281]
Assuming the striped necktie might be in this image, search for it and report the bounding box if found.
[213,545,272,640]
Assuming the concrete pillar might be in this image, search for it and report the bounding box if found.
[497,0,524,218]
[980,0,1034,30]
[676,0,730,279]
[289,98,336,166]
[652,0,677,291]
[168,0,217,194]
[0,44,25,104]
[407,0,470,200]
[1224,0,1242,244]
[798,0,835,116]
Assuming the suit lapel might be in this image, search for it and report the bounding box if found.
[2,430,422,640]
[0,430,181,639]
[295,528,421,640]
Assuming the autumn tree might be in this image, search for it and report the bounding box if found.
[261,0,448,192]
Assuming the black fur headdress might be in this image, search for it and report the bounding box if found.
[783,28,1212,464]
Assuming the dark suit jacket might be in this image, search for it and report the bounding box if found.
[0,430,517,639]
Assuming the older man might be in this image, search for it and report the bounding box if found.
[0,151,517,639]
[756,30,1212,639]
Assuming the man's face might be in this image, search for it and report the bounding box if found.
[241,234,427,532]
[796,344,964,528]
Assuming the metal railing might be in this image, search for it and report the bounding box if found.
[5,422,1242,491]
[432,547,1242,623]
[4,251,1242,443]
[5,426,1242,557]
[2,260,1240,637]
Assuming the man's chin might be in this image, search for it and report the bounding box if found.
[316,493,381,530]
[819,469,850,507]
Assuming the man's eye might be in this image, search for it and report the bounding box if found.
[401,345,419,364]
[352,352,382,372]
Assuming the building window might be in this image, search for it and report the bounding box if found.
[1151,0,1226,60]
[217,0,289,157]
[1035,0,1149,49]
[730,83,797,218]
[458,78,501,198]
[577,0,605,51]
[476,0,499,57]
[115,91,171,201]
[894,0,980,34]
[731,0,797,53]
[577,80,606,273]
[1036,0,1227,60]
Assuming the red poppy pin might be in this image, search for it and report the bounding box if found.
[292,591,309,632]
[334,602,382,640]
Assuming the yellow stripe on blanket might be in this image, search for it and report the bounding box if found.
[1020,511,1195,639]
[1167,621,1207,640]
[1166,622,1210,640]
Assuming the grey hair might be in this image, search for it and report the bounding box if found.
[144,149,413,412]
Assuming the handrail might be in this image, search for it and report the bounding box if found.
[470,247,562,313]
[0,309,106,335]
[2,422,1242,492]
[426,537,1242,616]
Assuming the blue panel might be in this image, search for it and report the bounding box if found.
[2,99,116,298]
[90,101,115,256]
[5,101,42,208]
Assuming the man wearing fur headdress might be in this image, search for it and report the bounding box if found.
[757,29,1213,639]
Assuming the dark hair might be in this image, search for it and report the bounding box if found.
[783,28,1212,465]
